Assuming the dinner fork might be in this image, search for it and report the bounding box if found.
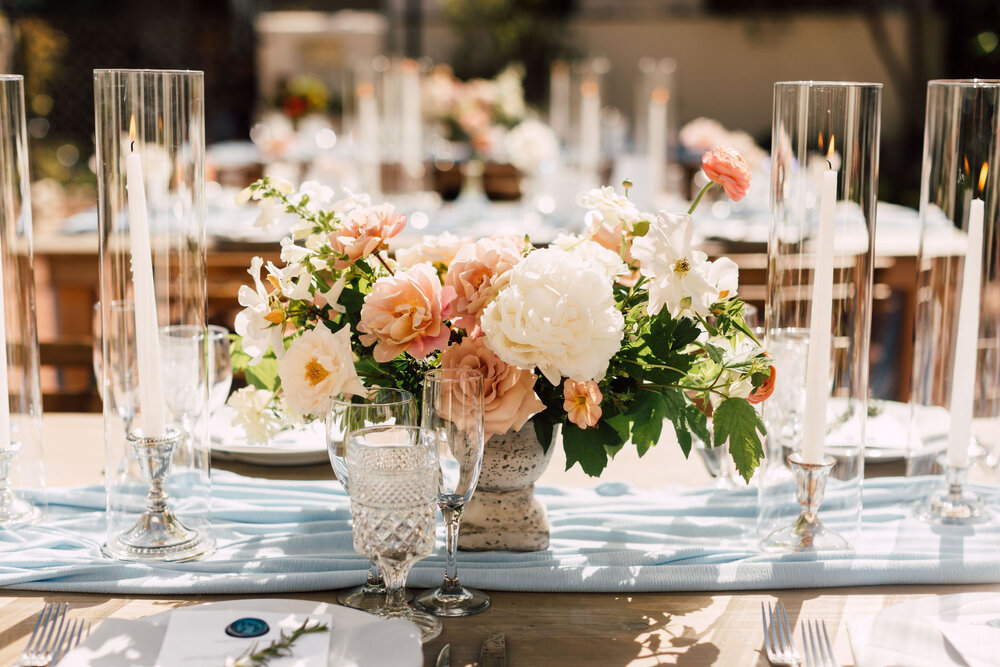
[761,601,801,666]
[51,618,91,665]
[16,602,68,666]
[801,618,837,667]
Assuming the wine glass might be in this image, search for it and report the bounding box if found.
[346,424,442,642]
[158,325,208,448]
[413,367,490,617]
[326,387,416,610]
[206,325,233,416]
[92,300,139,431]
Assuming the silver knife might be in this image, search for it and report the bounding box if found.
[479,632,506,667]
[435,643,451,667]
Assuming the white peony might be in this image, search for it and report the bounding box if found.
[277,325,365,417]
[504,120,560,173]
[395,232,472,270]
[551,233,628,281]
[631,211,738,317]
[227,386,283,445]
[234,256,285,365]
[480,248,624,384]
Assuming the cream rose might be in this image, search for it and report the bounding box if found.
[480,248,624,384]
[277,325,365,417]
[440,337,544,440]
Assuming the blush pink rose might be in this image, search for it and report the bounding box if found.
[701,147,752,202]
[329,203,406,270]
[443,235,524,333]
[439,337,544,440]
[563,380,603,429]
[359,263,455,362]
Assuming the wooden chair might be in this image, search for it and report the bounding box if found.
[39,337,101,413]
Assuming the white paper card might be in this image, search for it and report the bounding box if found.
[155,609,331,667]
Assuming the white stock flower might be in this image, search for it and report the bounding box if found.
[227,386,283,445]
[551,233,628,281]
[279,236,310,264]
[234,256,285,365]
[631,211,738,317]
[293,180,334,211]
[267,260,311,301]
[504,120,559,173]
[277,325,365,417]
[395,232,471,270]
[577,186,642,231]
[480,248,624,384]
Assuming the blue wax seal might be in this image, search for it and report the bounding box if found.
[225,617,270,638]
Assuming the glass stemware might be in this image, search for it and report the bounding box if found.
[206,325,233,417]
[92,300,139,432]
[414,367,490,617]
[326,387,416,610]
[346,424,441,642]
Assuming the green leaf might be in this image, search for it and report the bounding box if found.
[533,418,555,454]
[661,389,692,457]
[713,397,766,483]
[705,343,726,365]
[246,355,281,392]
[562,421,620,477]
[686,404,711,451]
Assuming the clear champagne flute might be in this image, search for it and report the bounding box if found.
[92,300,139,431]
[206,325,232,416]
[414,367,490,617]
[326,387,416,610]
[158,325,208,458]
[346,424,442,641]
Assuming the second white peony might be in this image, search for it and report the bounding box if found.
[480,248,624,384]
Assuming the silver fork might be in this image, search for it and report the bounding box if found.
[761,601,801,666]
[51,618,92,665]
[802,618,837,667]
[16,602,68,667]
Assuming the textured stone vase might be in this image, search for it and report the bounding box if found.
[458,421,556,551]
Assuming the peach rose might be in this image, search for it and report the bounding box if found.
[444,235,524,333]
[563,380,602,429]
[701,147,752,202]
[329,203,406,269]
[748,365,776,405]
[440,337,544,440]
[359,263,455,362]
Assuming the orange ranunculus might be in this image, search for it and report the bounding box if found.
[701,147,752,202]
[748,365,776,404]
[563,379,603,429]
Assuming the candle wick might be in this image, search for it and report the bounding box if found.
[826,159,833,171]
[131,139,135,152]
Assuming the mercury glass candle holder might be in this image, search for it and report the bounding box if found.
[94,69,213,561]
[0,75,46,526]
[758,82,882,549]
[909,80,1000,525]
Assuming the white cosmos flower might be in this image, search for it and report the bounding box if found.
[631,211,739,317]
[227,386,283,445]
[234,256,285,365]
[277,325,365,417]
[551,233,628,280]
[480,248,624,384]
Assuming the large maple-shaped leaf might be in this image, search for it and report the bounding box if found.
[712,397,766,483]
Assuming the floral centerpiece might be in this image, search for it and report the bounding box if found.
[274,75,331,124]
[422,64,527,157]
[229,147,773,482]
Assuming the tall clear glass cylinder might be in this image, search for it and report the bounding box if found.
[94,69,212,561]
[759,81,882,549]
[0,75,44,526]
[909,80,1000,523]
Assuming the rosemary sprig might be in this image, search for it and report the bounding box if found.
[230,619,329,667]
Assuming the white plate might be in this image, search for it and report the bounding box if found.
[59,598,423,667]
[211,408,328,466]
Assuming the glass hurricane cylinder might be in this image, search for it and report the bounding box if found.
[0,75,44,527]
[759,81,882,550]
[94,69,213,561]
[909,80,1000,524]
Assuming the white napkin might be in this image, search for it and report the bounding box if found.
[155,609,331,667]
[848,593,1000,667]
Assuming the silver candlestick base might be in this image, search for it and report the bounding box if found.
[102,427,212,562]
[0,441,41,527]
[915,463,989,526]
[762,453,851,552]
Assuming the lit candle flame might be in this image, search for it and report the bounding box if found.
[979,161,989,192]
[357,82,374,99]
[818,132,824,153]
[129,114,137,150]
[581,80,598,97]
[827,134,836,160]
[651,87,669,104]
[964,156,970,177]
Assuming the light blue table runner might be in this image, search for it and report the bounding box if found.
[1,472,997,595]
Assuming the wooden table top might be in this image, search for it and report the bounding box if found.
[1,414,997,666]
